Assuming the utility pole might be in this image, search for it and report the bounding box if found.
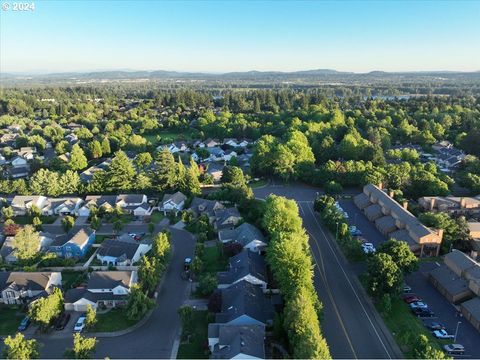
[336,221,339,240]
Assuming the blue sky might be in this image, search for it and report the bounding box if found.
[1,0,479,73]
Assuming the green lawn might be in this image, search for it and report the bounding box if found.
[177,310,210,359]
[62,271,87,290]
[91,309,139,332]
[379,297,447,358]
[201,246,228,274]
[0,305,24,335]
[94,235,110,244]
[150,211,165,224]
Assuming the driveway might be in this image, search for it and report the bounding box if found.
[254,184,402,359]
[5,226,196,359]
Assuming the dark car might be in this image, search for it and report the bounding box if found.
[18,316,30,331]
[413,308,435,318]
[403,295,422,304]
[427,321,446,330]
[55,312,71,330]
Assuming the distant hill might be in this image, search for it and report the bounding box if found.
[2,68,479,85]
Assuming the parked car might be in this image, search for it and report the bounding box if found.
[413,308,435,318]
[55,312,71,330]
[361,242,376,254]
[18,316,30,331]
[403,284,412,293]
[426,321,446,330]
[403,295,422,304]
[184,257,192,271]
[443,344,465,355]
[433,329,454,339]
[409,301,428,309]
[73,315,86,332]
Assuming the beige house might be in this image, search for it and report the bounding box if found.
[354,184,443,256]
[418,196,480,216]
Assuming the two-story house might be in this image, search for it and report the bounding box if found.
[160,191,187,216]
[49,227,96,258]
[64,271,138,312]
[217,251,268,290]
[218,223,267,253]
[0,272,62,305]
[96,239,151,266]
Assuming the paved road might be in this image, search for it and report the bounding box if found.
[1,227,196,359]
[254,183,402,359]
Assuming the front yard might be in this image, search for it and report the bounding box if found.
[177,310,210,359]
[0,305,24,335]
[150,211,166,224]
[90,308,140,333]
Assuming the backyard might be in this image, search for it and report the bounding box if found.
[61,270,87,290]
[201,246,228,274]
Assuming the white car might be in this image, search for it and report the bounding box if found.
[409,301,428,309]
[73,315,86,332]
[443,344,465,355]
[433,329,454,339]
[361,243,376,254]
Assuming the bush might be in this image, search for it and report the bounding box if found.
[196,273,218,297]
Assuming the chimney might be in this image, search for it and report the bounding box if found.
[430,197,436,211]
[378,182,383,189]
[402,201,408,210]
[388,190,394,198]
[460,197,466,208]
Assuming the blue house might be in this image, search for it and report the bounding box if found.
[49,227,96,258]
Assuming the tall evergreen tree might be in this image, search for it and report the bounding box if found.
[104,151,136,191]
[69,144,88,171]
[151,149,177,191]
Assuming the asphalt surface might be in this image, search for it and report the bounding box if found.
[253,182,402,359]
[339,199,480,358]
[0,226,196,359]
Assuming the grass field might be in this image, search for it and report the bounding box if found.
[0,305,24,335]
[201,246,228,274]
[177,310,210,359]
[91,309,139,332]
[380,297,448,358]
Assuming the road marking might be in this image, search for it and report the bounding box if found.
[304,202,393,359]
[305,227,358,359]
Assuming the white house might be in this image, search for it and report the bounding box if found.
[160,191,187,215]
[96,240,151,266]
[43,197,84,216]
[64,271,137,312]
[10,195,48,216]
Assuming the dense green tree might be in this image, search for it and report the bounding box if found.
[413,334,449,359]
[151,232,171,259]
[3,333,39,360]
[126,284,155,320]
[151,149,177,191]
[364,253,403,299]
[85,305,97,330]
[87,140,103,159]
[69,144,88,171]
[28,287,64,330]
[13,225,40,261]
[138,256,160,294]
[378,239,419,274]
[65,333,97,359]
[62,216,75,232]
[104,151,136,191]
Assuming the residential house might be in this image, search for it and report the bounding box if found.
[16,147,36,161]
[223,150,237,162]
[460,297,480,332]
[65,133,78,144]
[215,280,275,326]
[160,191,187,215]
[354,184,443,256]
[204,138,220,148]
[214,207,242,231]
[64,271,137,311]
[115,194,150,216]
[49,227,96,258]
[189,197,225,223]
[217,250,268,290]
[8,166,29,179]
[10,195,48,216]
[157,143,181,154]
[218,223,267,253]
[418,196,480,217]
[96,239,151,266]
[205,162,225,182]
[78,195,117,216]
[206,147,225,162]
[43,197,84,216]
[0,154,6,165]
[0,272,62,305]
[208,324,265,359]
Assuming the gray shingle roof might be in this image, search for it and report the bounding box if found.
[97,239,140,260]
[0,272,54,292]
[217,251,267,286]
[50,227,94,247]
[87,271,133,289]
[211,324,265,359]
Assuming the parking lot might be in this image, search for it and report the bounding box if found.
[339,199,480,358]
